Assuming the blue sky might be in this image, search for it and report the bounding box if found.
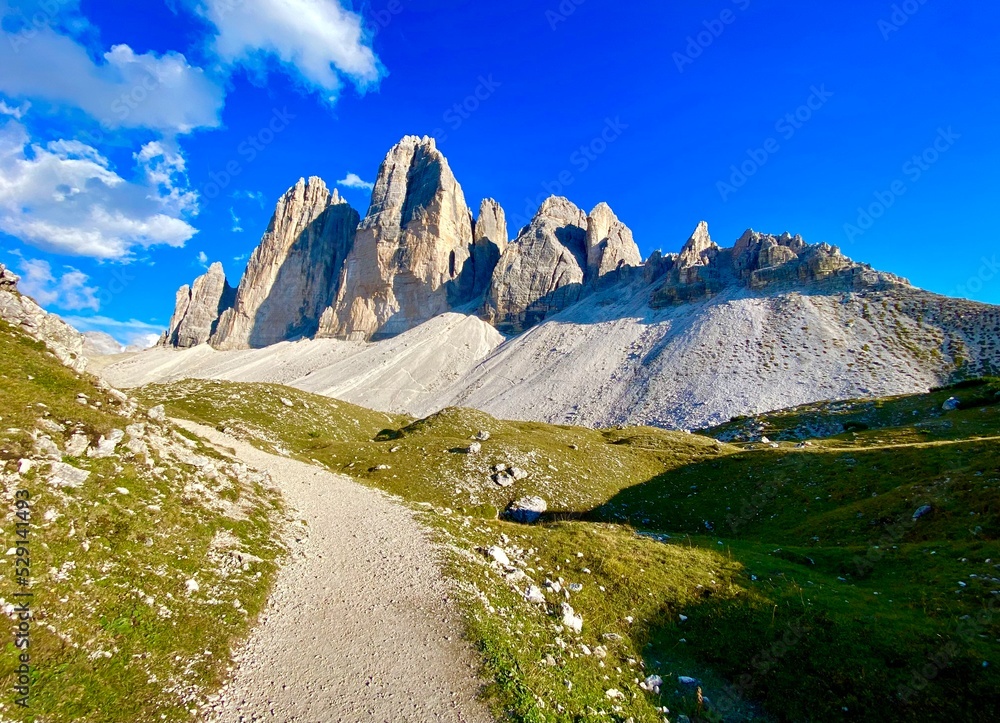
[0,0,998,346]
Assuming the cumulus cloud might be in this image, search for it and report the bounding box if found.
[14,256,100,311]
[337,172,374,190]
[63,314,164,348]
[201,0,382,102]
[0,21,224,133]
[196,250,209,266]
[0,120,198,259]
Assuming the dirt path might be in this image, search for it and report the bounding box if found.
[177,420,494,723]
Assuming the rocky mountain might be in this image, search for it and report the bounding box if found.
[484,196,589,334]
[83,331,126,356]
[161,262,237,348]
[0,262,88,372]
[212,178,359,349]
[134,134,1000,430]
[318,136,479,341]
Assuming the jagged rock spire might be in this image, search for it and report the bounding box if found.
[484,196,588,333]
[318,136,475,341]
[212,176,359,349]
[161,262,236,348]
[585,202,641,280]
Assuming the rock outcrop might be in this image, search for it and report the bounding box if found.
[584,203,641,280]
[214,178,359,349]
[0,263,87,372]
[484,196,588,334]
[651,223,905,307]
[469,198,508,301]
[161,262,236,348]
[318,136,475,341]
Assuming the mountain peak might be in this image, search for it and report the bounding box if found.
[678,220,719,268]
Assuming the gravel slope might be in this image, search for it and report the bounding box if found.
[177,420,493,723]
[98,284,1000,430]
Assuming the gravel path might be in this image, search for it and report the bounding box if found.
[177,420,494,723]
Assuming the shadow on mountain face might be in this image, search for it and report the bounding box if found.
[249,204,360,348]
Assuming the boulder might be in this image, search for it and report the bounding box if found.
[505,495,547,523]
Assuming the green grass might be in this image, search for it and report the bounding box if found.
[137,376,1000,722]
[0,321,284,722]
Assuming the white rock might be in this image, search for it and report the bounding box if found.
[88,429,125,459]
[475,430,491,441]
[64,432,89,457]
[48,462,90,489]
[524,585,546,604]
[487,546,511,567]
[185,579,200,593]
[148,405,167,423]
[506,496,547,523]
[561,602,583,633]
[467,441,482,454]
[605,688,624,700]
[280,398,295,408]
[494,472,514,488]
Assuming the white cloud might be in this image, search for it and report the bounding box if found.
[196,251,209,266]
[231,189,265,207]
[14,256,100,311]
[0,99,30,119]
[229,207,243,232]
[0,20,224,133]
[0,120,198,259]
[201,0,382,102]
[63,314,164,348]
[337,172,374,190]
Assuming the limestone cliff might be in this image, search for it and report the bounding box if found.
[213,177,359,349]
[484,196,588,334]
[318,136,475,341]
[161,262,236,348]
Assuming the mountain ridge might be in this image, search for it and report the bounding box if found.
[125,134,999,431]
[159,134,907,350]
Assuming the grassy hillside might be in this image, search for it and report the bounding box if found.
[0,321,284,723]
[139,378,729,515]
[141,377,1000,722]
